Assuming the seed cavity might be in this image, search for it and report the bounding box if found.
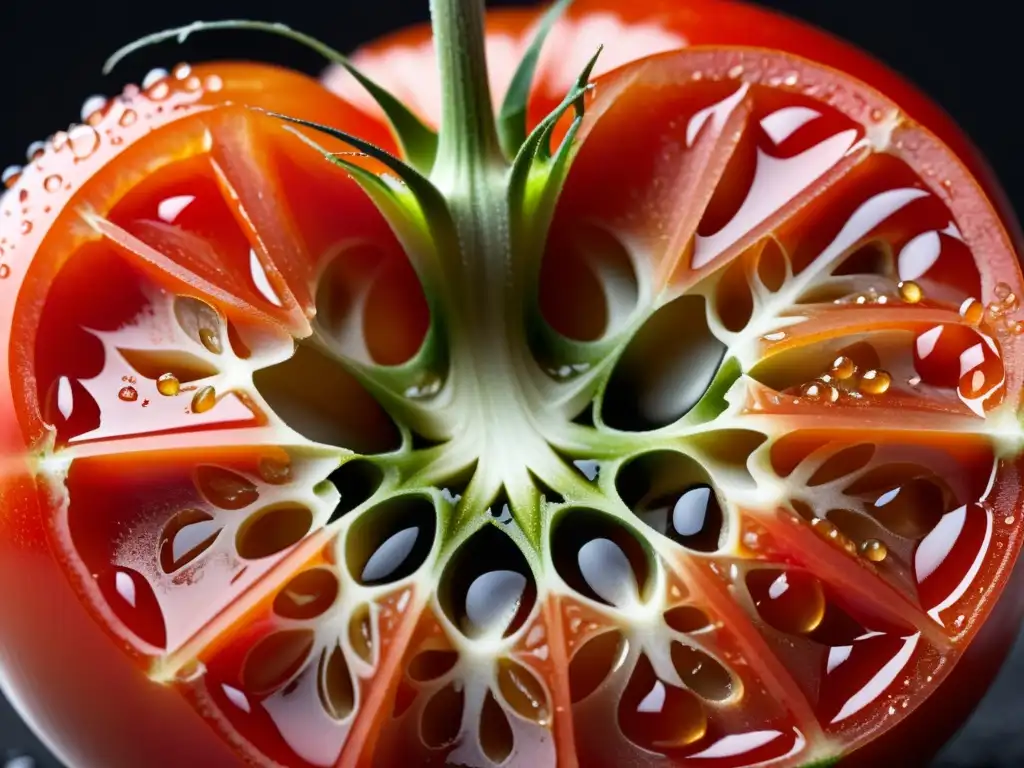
[569,631,628,702]
[241,629,315,695]
[195,465,258,510]
[236,504,313,560]
[480,691,514,763]
[497,658,550,724]
[440,525,536,639]
[552,508,650,608]
[347,496,435,586]
[274,568,339,620]
[159,509,220,573]
[603,295,725,430]
[320,645,356,720]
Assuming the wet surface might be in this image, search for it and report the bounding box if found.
[1,631,1021,766]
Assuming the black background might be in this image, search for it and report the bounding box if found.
[2,1,1022,766]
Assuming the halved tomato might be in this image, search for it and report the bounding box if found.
[1,2,1022,768]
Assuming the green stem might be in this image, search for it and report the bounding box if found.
[429,0,506,186]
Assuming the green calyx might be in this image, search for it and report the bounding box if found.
[103,0,631,553]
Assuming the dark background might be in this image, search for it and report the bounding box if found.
[1,0,1022,766]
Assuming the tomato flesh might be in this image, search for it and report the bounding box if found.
[1,4,1022,768]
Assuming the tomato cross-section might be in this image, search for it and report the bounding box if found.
[1,2,1022,767]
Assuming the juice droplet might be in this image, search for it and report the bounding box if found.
[80,94,108,123]
[861,539,888,562]
[859,370,891,395]
[191,386,216,413]
[897,280,922,303]
[800,382,824,401]
[147,81,171,101]
[118,385,138,402]
[205,74,224,92]
[43,174,62,192]
[2,165,22,188]
[173,63,192,80]
[747,569,825,634]
[830,355,855,380]
[199,327,222,355]
[960,298,984,325]
[68,124,100,160]
[26,140,46,160]
[19,220,32,235]
[156,373,180,396]
[119,109,138,127]
[258,456,292,485]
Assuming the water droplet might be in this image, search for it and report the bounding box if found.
[0,264,9,279]
[173,63,193,80]
[258,456,292,484]
[118,385,138,402]
[43,174,63,193]
[199,327,222,355]
[26,140,46,160]
[897,280,922,303]
[68,124,100,160]
[148,81,171,100]
[156,372,180,396]
[995,282,1012,300]
[861,539,888,562]
[19,220,32,235]
[205,74,224,92]
[119,109,138,127]
[728,64,745,78]
[830,355,855,380]
[747,569,825,634]
[184,76,202,92]
[858,370,891,395]
[191,386,216,413]
[2,165,22,188]
[80,94,108,123]
[142,67,169,89]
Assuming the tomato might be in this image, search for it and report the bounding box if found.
[1,2,1022,767]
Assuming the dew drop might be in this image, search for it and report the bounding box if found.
[68,124,100,160]
[858,370,891,395]
[897,280,923,304]
[80,94,108,123]
[26,140,46,160]
[142,67,169,89]
[2,165,22,188]
[19,220,32,235]
[118,385,138,402]
[173,63,193,80]
[258,456,292,485]
[199,327,222,355]
[191,386,216,413]
[861,539,888,562]
[205,74,224,92]
[119,108,138,127]
[830,355,856,380]
[147,81,171,101]
[43,174,63,193]
[959,298,983,324]
[747,569,825,634]
[156,372,180,396]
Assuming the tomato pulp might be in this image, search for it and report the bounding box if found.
[1,1,1022,767]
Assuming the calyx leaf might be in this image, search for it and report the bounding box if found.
[497,0,575,160]
[103,20,439,174]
